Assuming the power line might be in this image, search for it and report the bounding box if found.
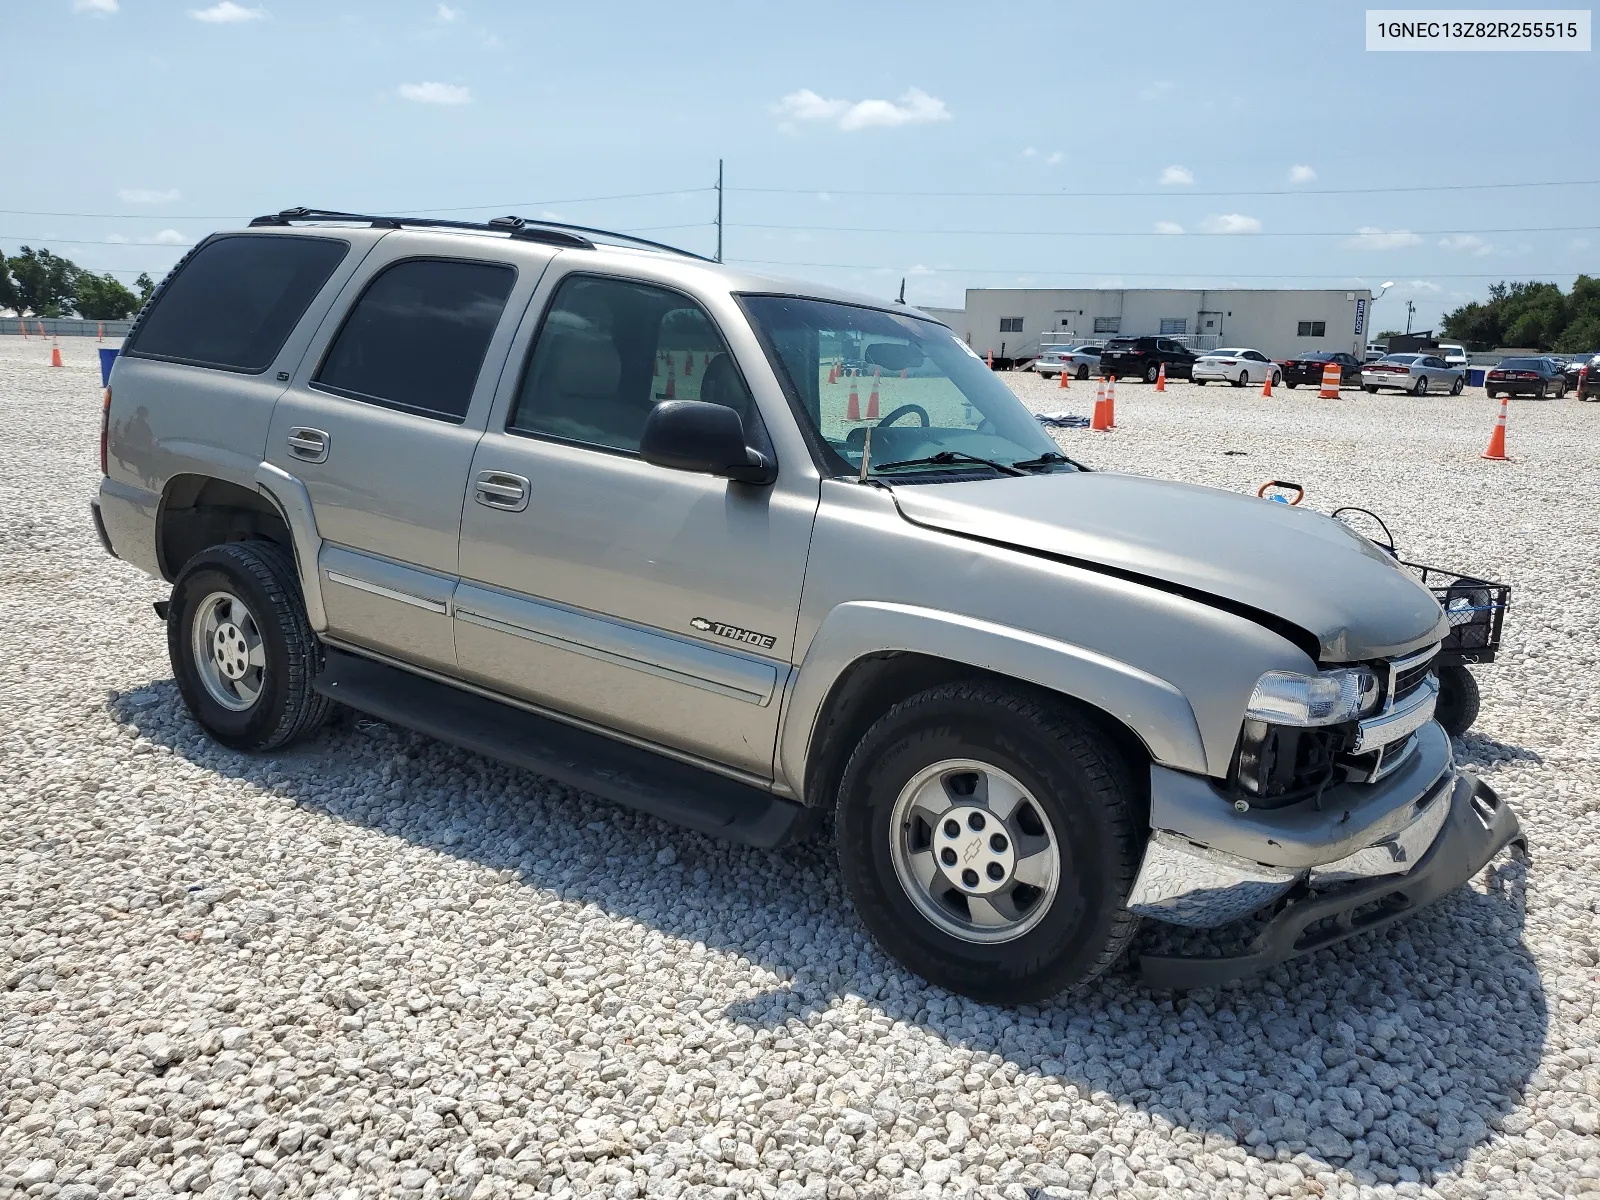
[0,188,717,222]
[731,178,1600,199]
[730,222,1600,238]
[728,257,1590,280]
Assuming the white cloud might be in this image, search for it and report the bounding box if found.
[816,192,831,202]
[906,264,937,277]
[1409,280,1442,293]
[189,1,266,21]
[1021,147,1037,158]
[117,188,181,204]
[1044,151,1063,166]
[104,233,129,244]
[1154,220,1185,235]
[73,0,119,13]
[1439,233,1494,256]
[436,3,460,19]
[1138,80,1174,102]
[140,229,189,246]
[1199,213,1261,235]
[1158,165,1193,186]
[398,81,471,105]
[1288,164,1317,184]
[773,87,951,132]
[1344,226,1422,250]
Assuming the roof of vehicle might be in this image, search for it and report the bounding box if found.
[235,208,950,326]
[1379,354,1421,363]
[1203,347,1254,355]
[1293,350,1340,359]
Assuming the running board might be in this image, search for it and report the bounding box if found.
[314,648,815,849]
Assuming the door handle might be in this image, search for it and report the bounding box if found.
[286,427,330,463]
[473,471,529,512]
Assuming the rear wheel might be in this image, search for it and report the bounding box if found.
[1076,364,1090,380]
[1233,371,1248,388]
[1364,385,1380,393]
[1143,364,1159,383]
[1434,663,1481,737]
[1194,378,1207,386]
[1286,380,1298,389]
[1414,376,1429,396]
[168,541,331,752]
[835,681,1142,1003]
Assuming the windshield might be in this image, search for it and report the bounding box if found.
[1498,358,1546,370]
[1381,354,1419,364]
[741,295,1071,478]
[1298,351,1335,361]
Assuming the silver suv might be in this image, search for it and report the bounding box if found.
[91,209,1523,1001]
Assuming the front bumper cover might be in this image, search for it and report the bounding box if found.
[1134,771,1524,989]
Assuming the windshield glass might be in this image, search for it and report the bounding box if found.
[1498,358,1545,370]
[1381,354,1419,364]
[741,295,1070,478]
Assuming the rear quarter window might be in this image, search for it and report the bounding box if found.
[124,234,350,373]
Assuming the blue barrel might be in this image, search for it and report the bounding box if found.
[98,347,119,387]
[1467,367,1486,388]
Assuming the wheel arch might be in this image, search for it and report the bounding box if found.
[781,601,1208,812]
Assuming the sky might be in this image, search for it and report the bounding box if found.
[7,0,1598,331]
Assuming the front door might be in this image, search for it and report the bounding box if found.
[265,235,554,670]
[454,270,818,778]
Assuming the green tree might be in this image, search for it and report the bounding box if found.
[73,272,142,320]
[6,246,79,317]
[0,254,18,314]
[1442,279,1589,350]
[135,272,156,306]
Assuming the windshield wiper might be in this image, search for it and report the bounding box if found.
[1009,451,1086,472]
[872,450,1028,477]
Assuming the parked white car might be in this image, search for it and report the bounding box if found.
[1191,347,1282,388]
[1439,343,1469,372]
[1031,343,1103,380]
[1361,353,1466,396]
[1364,344,1387,362]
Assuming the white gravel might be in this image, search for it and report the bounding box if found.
[3,336,1598,1200]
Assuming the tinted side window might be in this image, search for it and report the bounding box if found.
[315,258,515,423]
[508,274,761,455]
[126,234,348,372]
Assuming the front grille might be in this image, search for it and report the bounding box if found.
[1392,652,1437,704]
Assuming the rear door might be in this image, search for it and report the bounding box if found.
[264,234,557,670]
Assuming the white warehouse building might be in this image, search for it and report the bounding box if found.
[942,288,1374,365]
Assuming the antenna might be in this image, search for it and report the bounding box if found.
[896,277,906,304]
[715,159,724,263]
[858,424,873,483]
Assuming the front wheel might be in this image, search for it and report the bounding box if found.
[168,540,332,752]
[835,682,1141,1003]
[1434,663,1481,737]
[1272,370,1283,387]
[1451,376,1465,396]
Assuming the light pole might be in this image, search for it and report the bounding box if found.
[1368,282,1393,353]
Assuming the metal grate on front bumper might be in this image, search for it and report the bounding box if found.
[1343,644,1441,783]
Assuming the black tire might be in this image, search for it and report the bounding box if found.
[167,540,331,752]
[1194,378,1207,386]
[1365,384,1380,393]
[1434,663,1481,738]
[1272,370,1283,388]
[1076,364,1090,380]
[1286,380,1298,389]
[1143,364,1159,384]
[1414,376,1429,396]
[834,681,1142,1003]
[1450,377,1464,396]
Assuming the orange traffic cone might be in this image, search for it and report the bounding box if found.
[1091,379,1110,431]
[986,349,994,369]
[1057,365,1070,389]
[899,367,907,379]
[1154,362,1166,392]
[1481,394,1509,460]
[38,320,47,338]
[97,321,104,342]
[1319,362,1341,399]
[19,318,27,339]
[684,352,694,378]
[827,362,838,385]
[1261,370,1274,397]
[51,342,63,367]
[1105,376,1116,427]
[664,356,676,399]
[866,370,880,419]
[846,381,861,422]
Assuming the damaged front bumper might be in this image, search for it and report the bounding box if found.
[1127,721,1525,988]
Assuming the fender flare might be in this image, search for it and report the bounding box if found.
[779,601,1211,793]
[254,461,328,632]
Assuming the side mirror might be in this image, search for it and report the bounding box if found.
[640,400,776,485]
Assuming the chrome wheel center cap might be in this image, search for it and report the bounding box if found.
[933,804,1016,895]
[212,623,250,680]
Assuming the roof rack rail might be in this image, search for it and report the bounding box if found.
[248,207,713,261]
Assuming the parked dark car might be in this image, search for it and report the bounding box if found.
[1485,356,1569,399]
[1098,335,1197,383]
[1280,350,1363,388]
[1560,352,1600,389]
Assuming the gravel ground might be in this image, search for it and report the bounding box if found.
[2,335,1598,1200]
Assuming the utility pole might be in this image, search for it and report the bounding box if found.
[715,159,723,263]
[1405,300,1415,334]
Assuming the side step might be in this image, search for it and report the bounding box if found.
[313,648,814,849]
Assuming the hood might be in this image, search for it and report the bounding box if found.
[890,472,1448,662]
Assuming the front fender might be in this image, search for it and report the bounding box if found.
[778,600,1210,794]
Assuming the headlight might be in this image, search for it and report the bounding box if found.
[1246,668,1381,727]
